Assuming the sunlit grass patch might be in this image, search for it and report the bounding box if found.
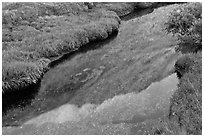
[2,58,50,94]
[2,3,121,94]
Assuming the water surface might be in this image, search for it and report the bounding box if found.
[24,73,179,128]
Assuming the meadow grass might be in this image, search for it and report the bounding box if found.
[150,2,202,135]
[2,58,50,94]
[165,2,202,53]
[2,3,120,94]
[169,52,202,134]
[167,3,202,135]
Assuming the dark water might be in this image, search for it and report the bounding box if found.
[2,82,40,114]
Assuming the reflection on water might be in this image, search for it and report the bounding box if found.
[87,73,179,125]
[3,73,179,134]
[25,73,179,126]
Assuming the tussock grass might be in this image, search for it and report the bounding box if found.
[163,2,202,135]
[165,2,202,53]
[2,2,88,27]
[3,48,39,63]
[2,58,50,94]
[2,2,120,94]
[175,52,201,77]
[169,52,202,134]
[143,3,202,135]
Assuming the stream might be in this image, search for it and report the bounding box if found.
[2,4,180,134]
[2,73,179,134]
[25,73,179,125]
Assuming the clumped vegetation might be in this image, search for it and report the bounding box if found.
[2,2,121,94]
[141,3,202,135]
[161,2,202,135]
[169,52,202,134]
[175,52,201,77]
[2,58,50,94]
[165,2,202,53]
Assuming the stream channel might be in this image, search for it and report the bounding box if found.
[2,5,179,133]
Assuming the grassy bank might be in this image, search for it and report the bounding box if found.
[2,2,121,94]
[143,52,202,135]
[145,2,202,135]
[133,51,202,135]
[170,52,202,134]
[167,3,202,135]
